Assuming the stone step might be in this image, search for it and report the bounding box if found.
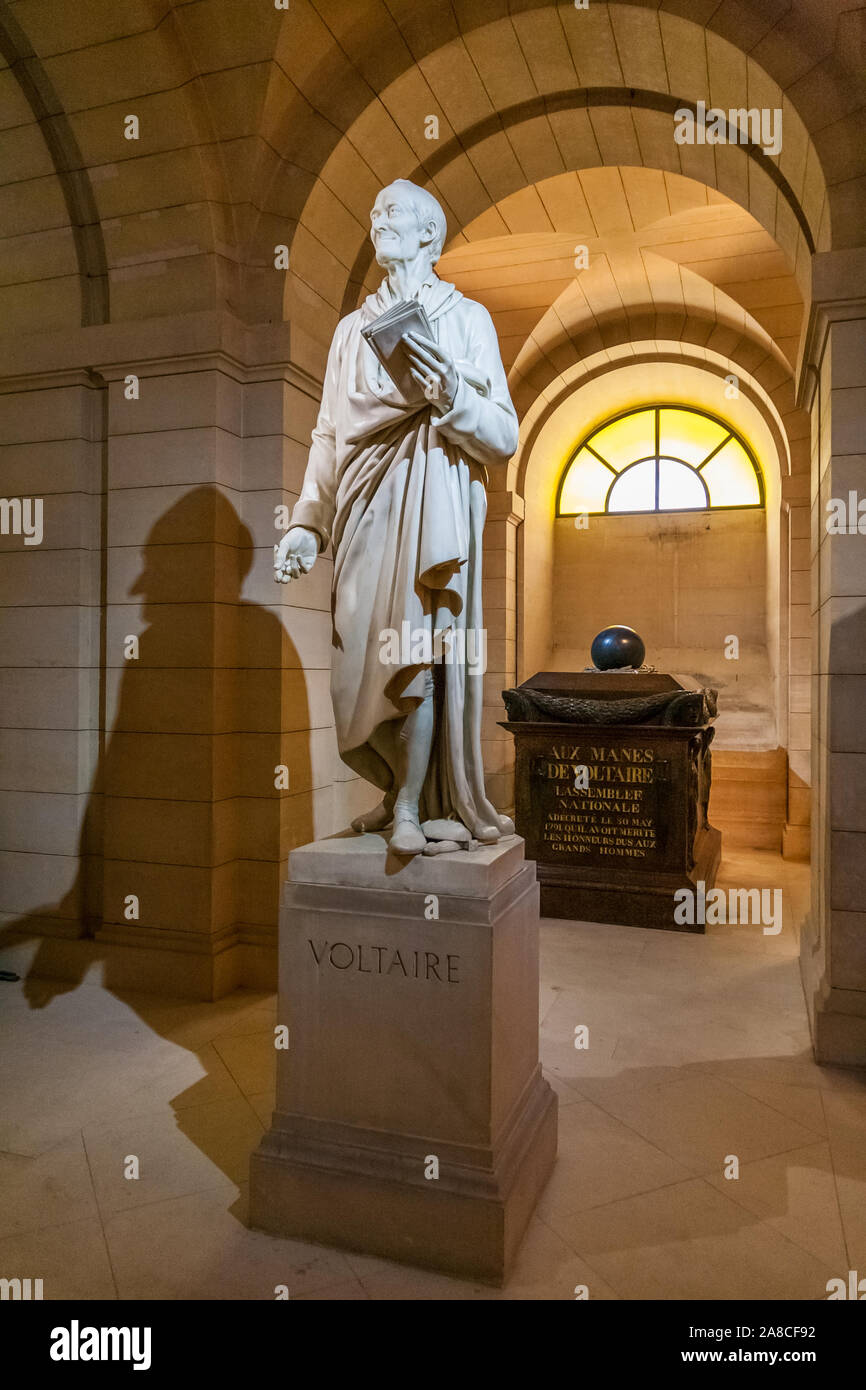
[709,748,788,851]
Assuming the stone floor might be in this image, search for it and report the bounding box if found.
[1,848,865,1301]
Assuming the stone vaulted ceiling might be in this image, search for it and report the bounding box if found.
[0,0,861,400]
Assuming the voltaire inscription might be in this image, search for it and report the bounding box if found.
[308,938,460,983]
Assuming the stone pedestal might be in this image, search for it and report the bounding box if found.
[249,832,557,1285]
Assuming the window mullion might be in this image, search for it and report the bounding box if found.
[654,408,660,511]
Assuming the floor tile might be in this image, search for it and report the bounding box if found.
[705,1141,848,1270]
[83,1096,264,1216]
[0,1136,99,1240]
[555,1178,836,1300]
[293,1277,369,1299]
[0,1217,116,1300]
[104,1185,354,1300]
[246,1090,276,1127]
[820,1089,866,1267]
[211,1030,276,1096]
[594,1072,820,1176]
[538,1099,692,1219]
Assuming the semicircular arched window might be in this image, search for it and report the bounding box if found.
[556,406,764,517]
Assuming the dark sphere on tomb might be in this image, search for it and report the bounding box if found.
[591,626,646,671]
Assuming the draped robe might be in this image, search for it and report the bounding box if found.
[290,275,519,834]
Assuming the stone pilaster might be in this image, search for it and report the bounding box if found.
[482,487,524,812]
[798,249,866,1063]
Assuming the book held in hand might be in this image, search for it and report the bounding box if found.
[361,299,436,402]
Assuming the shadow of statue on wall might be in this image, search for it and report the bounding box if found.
[2,484,313,993]
[0,486,315,1199]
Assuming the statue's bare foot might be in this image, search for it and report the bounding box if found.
[390,813,426,856]
[496,813,515,836]
[421,818,472,843]
[352,795,395,834]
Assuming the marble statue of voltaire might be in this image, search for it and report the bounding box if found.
[275,180,519,857]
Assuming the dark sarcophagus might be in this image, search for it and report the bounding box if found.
[501,672,722,932]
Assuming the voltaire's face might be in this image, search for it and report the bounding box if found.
[370,186,433,266]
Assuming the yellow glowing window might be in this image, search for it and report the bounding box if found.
[556,405,764,516]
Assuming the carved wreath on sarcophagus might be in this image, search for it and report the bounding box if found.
[501,686,718,727]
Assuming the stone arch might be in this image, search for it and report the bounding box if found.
[256,0,860,249]
[0,0,109,326]
[512,343,798,501]
[282,3,843,346]
[0,0,260,330]
[506,271,792,423]
[487,347,800,798]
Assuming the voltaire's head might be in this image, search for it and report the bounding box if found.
[370,180,447,273]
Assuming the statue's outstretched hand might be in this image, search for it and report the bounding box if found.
[275,526,318,583]
[403,331,459,410]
